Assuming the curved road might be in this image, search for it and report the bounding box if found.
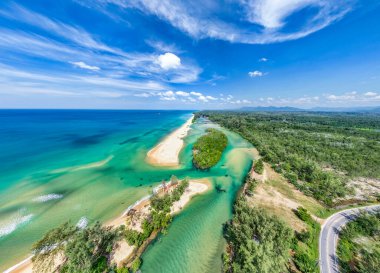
[319,204,380,273]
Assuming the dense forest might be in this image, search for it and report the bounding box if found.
[192,128,228,169]
[196,111,380,205]
[223,176,298,273]
[223,197,293,273]
[337,211,380,273]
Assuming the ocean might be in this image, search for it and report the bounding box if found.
[0,110,253,272]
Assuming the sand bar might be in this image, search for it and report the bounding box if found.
[146,115,194,167]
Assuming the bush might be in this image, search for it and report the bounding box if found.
[130,257,142,273]
[337,212,380,273]
[295,207,313,223]
[254,159,264,174]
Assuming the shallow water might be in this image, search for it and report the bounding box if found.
[140,120,254,273]
[0,110,254,272]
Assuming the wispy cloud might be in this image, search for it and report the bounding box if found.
[85,0,354,44]
[0,2,202,91]
[70,61,100,71]
[0,64,166,99]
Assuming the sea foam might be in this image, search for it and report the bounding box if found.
[0,214,34,238]
[33,193,63,203]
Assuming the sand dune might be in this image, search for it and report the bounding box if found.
[146,115,193,167]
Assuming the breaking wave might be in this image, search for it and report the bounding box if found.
[33,193,63,203]
[0,213,34,238]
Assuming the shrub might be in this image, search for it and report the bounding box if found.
[130,257,142,273]
[254,159,264,174]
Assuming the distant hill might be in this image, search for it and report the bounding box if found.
[238,106,304,112]
[238,106,380,113]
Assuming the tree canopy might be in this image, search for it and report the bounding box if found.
[223,198,293,273]
[193,128,228,169]
[32,222,122,273]
[198,111,380,205]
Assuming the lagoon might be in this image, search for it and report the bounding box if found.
[0,110,253,272]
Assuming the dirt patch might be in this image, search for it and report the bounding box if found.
[247,156,325,230]
[247,182,307,232]
[346,177,380,201]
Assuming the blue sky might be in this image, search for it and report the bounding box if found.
[1,0,380,109]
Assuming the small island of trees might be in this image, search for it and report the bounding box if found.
[193,128,228,169]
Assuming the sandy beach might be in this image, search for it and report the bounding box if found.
[146,115,193,167]
[5,178,211,273]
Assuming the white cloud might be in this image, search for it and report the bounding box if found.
[364,91,377,97]
[70,61,100,71]
[157,52,181,70]
[134,92,152,97]
[190,91,202,96]
[198,95,208,102]
[259,57,268,62]
[146,40,180,53]
[206,95,218,101]
[0,64,166,99]
[93,0,354,44]
[175,91,190,97]
[0,4,201,86]
[160,96,176,101]
[248,70,264,77]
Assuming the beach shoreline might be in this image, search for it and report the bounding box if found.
[5,178,211,273]
[146,115,194,167]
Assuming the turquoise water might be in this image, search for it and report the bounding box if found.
[141,119,253,273]
[0,110,253,272]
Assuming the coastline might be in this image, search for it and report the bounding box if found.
[146,115,194,167]
[5,178,211,273]
[108,178,211,267]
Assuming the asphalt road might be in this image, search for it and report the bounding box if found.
[319,204,380,273]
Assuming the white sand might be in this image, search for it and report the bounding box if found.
[146,115,193,167]
[171,179,210,214]
[112,240,135,267]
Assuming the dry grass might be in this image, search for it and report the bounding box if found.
[247,149,326,231]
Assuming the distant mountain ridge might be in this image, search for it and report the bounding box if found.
[238,106,380,113]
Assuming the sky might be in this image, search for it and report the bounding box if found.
[1,0,380,109]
